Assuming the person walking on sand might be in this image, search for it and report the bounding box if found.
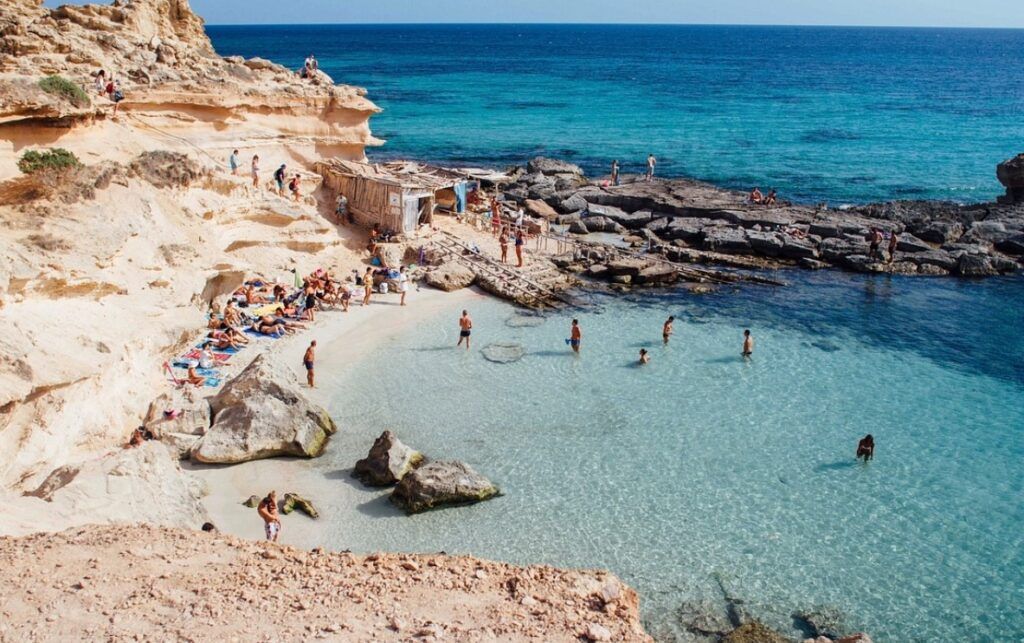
[639,348,650,365]
[362,268,374,307]
[611,159,620,186]
[515,228,525,268]
[568,319,582,354]
[856,434,875,462]
[646,154,657,182]
[229,149,240,176]
[398,265,409,306]
[251,154,260,189]
[499,226,510,264]
[663,316,674,344]
[303,341,316,388]
[457,310,473,350]
[742,329,754,358]
[257,491,281,542]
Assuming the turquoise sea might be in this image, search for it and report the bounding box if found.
[206,25,1024,640]
[209,24,1024,204]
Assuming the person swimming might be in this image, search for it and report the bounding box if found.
[639,348,650,365]
[663,316,674,344]
[857,434,875,462]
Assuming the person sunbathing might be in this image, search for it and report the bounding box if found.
[273,284,287,302]
[185,365,207,387]
[749,187,764,204]
[208,316,227,330]
[224,301,244,329]
[764,189,778,205]
[252,319,286,337]
[227,327,249,345]
[208,329,242,350]
[245,284,268,305]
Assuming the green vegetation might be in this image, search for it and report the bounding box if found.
[17,148,82,175]
[38,75,90,108]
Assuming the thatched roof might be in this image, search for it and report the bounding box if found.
[317,159,467,191]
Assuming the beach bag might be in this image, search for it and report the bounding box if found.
[113,90,124,102]
[379,282,389,294]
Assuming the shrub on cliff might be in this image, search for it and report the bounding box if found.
[38,75,90,108]
[17,148,83,175]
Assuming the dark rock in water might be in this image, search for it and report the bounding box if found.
[353,430,425,487]
[281,493,319,519]
[481,342,526,364]
[996,152,1024,204]
[722,621,789,643]
[996,233,1024,255]
[810,340,841,353]
[506,313,546,328]
[792,606,848,639]
[390,460,499,514]
[911,220,963,244]
[527,156,585,178]
[676,600,733,637]
[956,253,999,277]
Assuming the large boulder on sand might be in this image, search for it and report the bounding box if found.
[353,431,425,487]
[190,355,337,464]
[390,461,499,514]
[425,261,475,292]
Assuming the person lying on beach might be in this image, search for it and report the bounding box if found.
[857,434,875,462]
[749,187,764,204]
[185,365,207,387]
[663,316,674,344]
[252,319,286,337]
[639,349,650,365]
[257,491,281,542]
[208,329,242,350]
[785,226,808,239]
[244,284,269,305]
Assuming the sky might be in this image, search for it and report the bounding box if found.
[43,0,1024,28]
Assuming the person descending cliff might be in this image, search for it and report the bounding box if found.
[273,164,287,196]
[251,155,260,190]
[229,149,240,176]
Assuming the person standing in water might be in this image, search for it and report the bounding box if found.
[663,316,674,344]
[457,310,473,350]
[742,329,754,358]
[646,154,657,182]
[569,319,582,354]
[303,341,316,388]
[857,435,875,462]
[257,491,281,542]
[639,348,650,365]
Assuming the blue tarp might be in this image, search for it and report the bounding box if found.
[454,182,467,213]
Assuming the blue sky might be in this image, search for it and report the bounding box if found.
[44,0,1024,28]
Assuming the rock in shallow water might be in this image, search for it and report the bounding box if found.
[481,342,526,363]
[505,313,546,328]
[390,461,499,514]
[352,430,424,487]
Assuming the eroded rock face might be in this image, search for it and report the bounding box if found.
[997,153,1024,203]
[353,431,424,487]
[190,355,337,464]
[391,460,499,514]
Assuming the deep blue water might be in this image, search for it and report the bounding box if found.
[208,24,1024,204]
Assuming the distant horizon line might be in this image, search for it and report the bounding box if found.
[203,21,1024,31]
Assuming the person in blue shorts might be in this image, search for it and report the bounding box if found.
[303,340,316,388]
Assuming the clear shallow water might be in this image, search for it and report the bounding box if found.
[304,273,1024,642]
[208,24,1024,204]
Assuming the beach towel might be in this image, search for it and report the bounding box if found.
[204,377,222,388]
[244,328,283,340]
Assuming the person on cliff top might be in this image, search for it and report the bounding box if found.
[639,348,650,365]
[289,174,301,202]
[646,154,657,182]
[888,230,900,264]
[765,188,778,205]
[867,227,883,260]
[663,316,674,344]
[611,159,620,186]
[257,491,281,542]
[567,319,582,354]
[499,226,510,264]
[514,228,526,268]
[742,329,754,358]
[251,155,260,190]
[856,434,875,462]
[303,341,316,388]
[272,164,286,195]
[229,149,240,176]
[457,310,473,350]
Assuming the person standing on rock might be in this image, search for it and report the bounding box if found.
[568,319,582,354]
[742,329,754,358]
[867,227,883,260]
[457,310,473,350]
[251,154,260,190]
[611,160,620,186]
[303,341,316,388]
[515,228,526,268]
[257,492,281,543]
[229,149,239,176]
[646,154,657,182]
[663,316,674,344]
[887,230,899,264]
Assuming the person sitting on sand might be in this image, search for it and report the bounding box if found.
[208,329,242,351]
[339,284,352,312]
[127,426,146,448]
[857,434,875,462]
[663,316,675,344]
[244,284,268,305]
[749,187,764,204]
[368,226,381,255]
[257,491,281,542]
[273,284,287,303]
[742,329,754,358]
[201,522,218,533]
[224,300,244,329]
[639,348,650,365]
[185,365,206,387]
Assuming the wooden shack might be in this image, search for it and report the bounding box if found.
[315,159,474,235]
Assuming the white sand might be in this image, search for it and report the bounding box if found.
[190,284,487,544]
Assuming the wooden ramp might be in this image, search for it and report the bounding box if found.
[426,231,571,308]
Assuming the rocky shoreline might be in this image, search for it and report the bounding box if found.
[491,155,1024,282]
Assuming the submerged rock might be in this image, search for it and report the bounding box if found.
[281,493,319,519]
[190,355,337,464]
[390,460,499,514]
[677,600,733,638]
[722,621,789,643]
[353,431,425,487]
[481,342,526,364]
[424,261,475,292]
[793,606,848,639]
[506,313,546,328]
